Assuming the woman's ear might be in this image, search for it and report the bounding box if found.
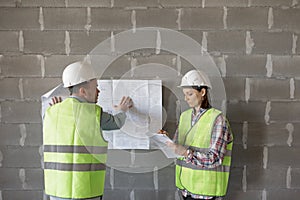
[201,88,206,97]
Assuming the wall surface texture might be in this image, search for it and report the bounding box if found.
[1,0,300,200]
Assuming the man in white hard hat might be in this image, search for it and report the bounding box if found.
[43,61,133,200]
[161,70,233,200]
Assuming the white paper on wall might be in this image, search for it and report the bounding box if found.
[98,80,162,149]
[41,80,163,150]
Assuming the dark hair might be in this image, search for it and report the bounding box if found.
[191,86,211,109]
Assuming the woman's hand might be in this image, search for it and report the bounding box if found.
[166,142,188,157]
[157,129,169,136]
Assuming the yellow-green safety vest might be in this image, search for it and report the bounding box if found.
[176,108,233,197]
[43,98,108,199]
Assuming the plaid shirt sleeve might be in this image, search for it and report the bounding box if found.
[185,114,232,168]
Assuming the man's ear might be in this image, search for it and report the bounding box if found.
[79,87,86,96]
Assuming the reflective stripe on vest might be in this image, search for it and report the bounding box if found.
[43,98,108,199]
[176,108,233,197]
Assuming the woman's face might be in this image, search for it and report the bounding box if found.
[182,88,204,108]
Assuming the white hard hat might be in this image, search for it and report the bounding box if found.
[179,70,212,89]
[62,61,97,88]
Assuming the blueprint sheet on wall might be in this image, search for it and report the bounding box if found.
[41,80,163,150]
[97,80,162,149]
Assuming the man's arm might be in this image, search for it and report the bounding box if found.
[101,111,126,130]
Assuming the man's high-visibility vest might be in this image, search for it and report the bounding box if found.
[43,98,108,199]
[176,108,233,197]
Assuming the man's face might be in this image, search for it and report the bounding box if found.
[84,79,100,103]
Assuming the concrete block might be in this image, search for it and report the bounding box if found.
[101,55,131,79]
[43,8,87,30]
[135,54,177,68]
[268,146,300,167]
[23,77,61,99]
[225,190,262,200]
[227,167,243,191]
[250,0,293,6]
[205,0,248,7]
[0,146,41,167]
[0,8,39,30]
[247,122,292,146]
[113,0,158,7]
[248,78,290,100]
[229,122,243,145]
[273,8,300,31]
[291,168,300,188]
[272,55,300,78]
[24,168,44,189]
[252,31,292,55]
[1,101,41,123]
[247,167,286,189]
[227,101,266,122]
[290,123,300,146]
[112,169,154,190]
[0,0,16,7]
[223,77,245,101]
[181,8,223,30]
[157,165,176,190]
[20,0,65,7]
[23,30,65,55]
[163,86,178,121]
[44,55,85,77]
[0,124,20,145]
[295,80,300,99]
[135,190,176,200]
[0,31,19,53]
[297,33,300,54]
[227,8,268,30]
[0,168,22,189]
[0,55,42,77]
[91,8,131,30]
[69,31,110,54]
[269,102,300,122]
[103,189,132,200]
[23,123,43,146]
[135,9,178,29]
[162,120,177,139]
[0,78,21,99]
[207,31,246,54]
[67,0,110,7]
[231,145,263,167]
[268,189,300,200]
[225,55,267,77]
[160,0,201,7]
[2,190,44,200]
[180,30,203,44]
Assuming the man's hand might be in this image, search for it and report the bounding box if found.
[49,96,62,106]
[113,96,133,112]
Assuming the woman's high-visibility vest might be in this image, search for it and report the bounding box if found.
[176,108,233,197]
[43,98,108,199]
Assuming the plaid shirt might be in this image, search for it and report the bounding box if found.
[173,108,232,200]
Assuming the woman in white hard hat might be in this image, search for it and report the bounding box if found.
[161,70,233,200]
[43,61,133,200]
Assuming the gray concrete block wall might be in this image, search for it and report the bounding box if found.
[0,0,300,200]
